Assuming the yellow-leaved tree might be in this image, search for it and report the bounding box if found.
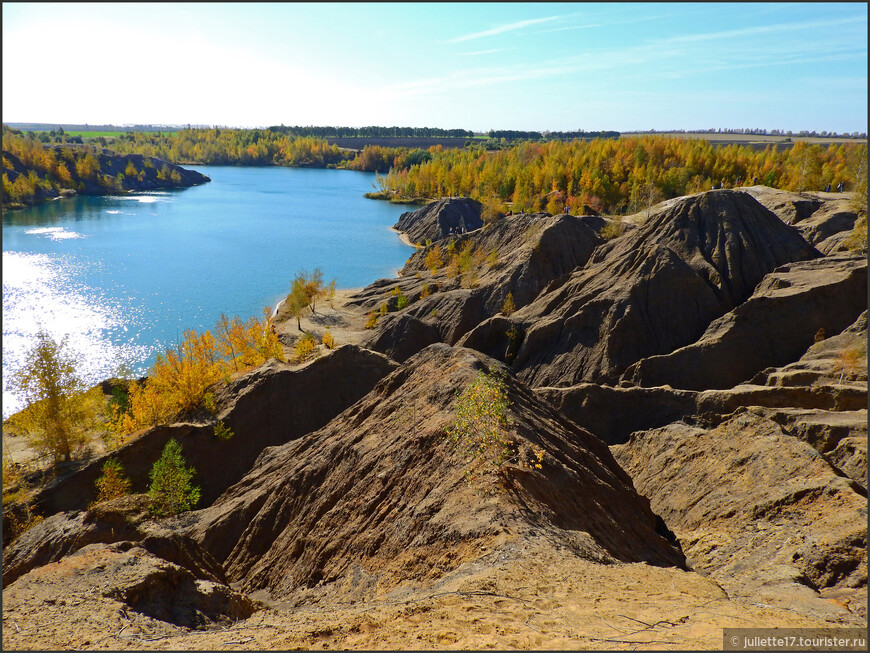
[113,309,284,438]
[9,331,98,463]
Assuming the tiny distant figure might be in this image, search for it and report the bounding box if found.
[825,183,831,192]
[837,182,844,192]
[753,176,758,185]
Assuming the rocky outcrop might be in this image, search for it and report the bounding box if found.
[187,344,684,603]
[753,310,867,388]
[477,190,818,388]
[33,346,397,515]
[612,412,867,619]
[393,197,484,244]
[624,255,867,390]
[360,313,442,363]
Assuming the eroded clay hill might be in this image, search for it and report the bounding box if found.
[29,345,397,516]
[392,196,485,244]
[185,344,684,604]
[350,209,609,360]
[465,190,819,387]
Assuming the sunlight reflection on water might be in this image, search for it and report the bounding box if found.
[2,251,154,418]
[24,227,86,240]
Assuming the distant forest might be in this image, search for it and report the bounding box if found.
[266,125,475,139]
[3,125,866,214]
[372,136,867,214]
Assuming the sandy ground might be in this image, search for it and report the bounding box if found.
[273,287,371,352]
[3,537,859,651]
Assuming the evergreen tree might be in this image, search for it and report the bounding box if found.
[148,438,200,516]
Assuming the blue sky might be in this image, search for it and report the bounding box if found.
[2,2,867,132]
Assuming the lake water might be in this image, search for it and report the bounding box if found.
[2,166,414,418]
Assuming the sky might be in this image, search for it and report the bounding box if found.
[2,2,867,133]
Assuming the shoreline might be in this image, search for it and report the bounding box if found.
[271,227,417,319]
[391,226,422,249]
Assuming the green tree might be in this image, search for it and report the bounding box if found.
[148,438,201,516]
[10,331,93,463]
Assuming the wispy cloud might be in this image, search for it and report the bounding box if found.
[657,16,858,44]
[448,15,564,43]
[535,10,682,35]
[457,48,510,57]
[535,23,601,34]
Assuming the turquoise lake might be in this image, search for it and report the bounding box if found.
[2,166,414,418]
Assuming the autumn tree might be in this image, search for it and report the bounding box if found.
[9,331,95,463]
[286,273,311,330]
[94,458,132,503]
[305,268,326,313]
[325,279,337,309]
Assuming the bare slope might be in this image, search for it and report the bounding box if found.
[465,189,819,387]
[187,344,684,603]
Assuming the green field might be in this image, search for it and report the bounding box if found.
[64,130,177,138]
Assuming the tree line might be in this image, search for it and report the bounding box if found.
[5,125,867,215]
[488,129,620,141]
[1,127,190,206]
[265,125,474,139]
[372,135,868,215]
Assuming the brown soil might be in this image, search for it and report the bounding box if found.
[3,537,850,651]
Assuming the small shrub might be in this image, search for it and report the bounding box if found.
[322,330,336,349]
[379,303,388,317]
[148,438,200,517]
[844,215,867,253]
[505,325,524,364]
[501,292,516,316]
[201,391,217,414]
[213,420,235,441]
[834,345,865,383]
[4,505,43,542]
[396,293,410,310]
[420,284,433,298]
[94,458,131,504]
[425,244,444,274]
[365,312,379,329]
[293,333,320,363]
[446,371,543,493]
[600,219,625,240]
[814,327,826,343]
[446,371,512,491]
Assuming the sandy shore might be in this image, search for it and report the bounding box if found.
[391,226,421,249]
